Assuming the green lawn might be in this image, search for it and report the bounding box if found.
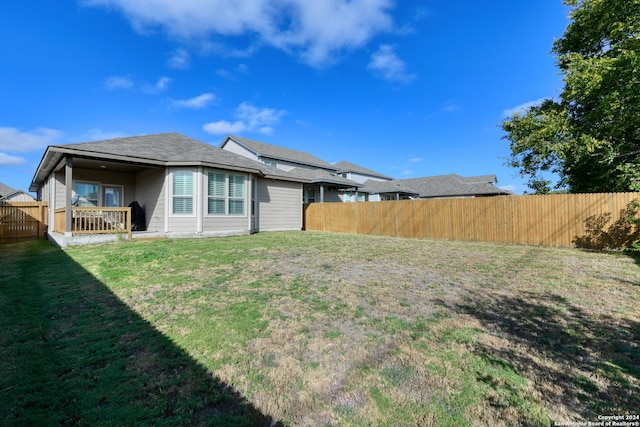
[1,232,639,426]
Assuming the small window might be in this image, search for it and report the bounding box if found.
[263,160,277,167]
[307,189,316,203]
[172,170,193,215]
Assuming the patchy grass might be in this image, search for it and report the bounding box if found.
[1,232,639,426]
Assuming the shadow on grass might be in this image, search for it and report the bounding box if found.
[0,240,281,426]
[439,290,640,418]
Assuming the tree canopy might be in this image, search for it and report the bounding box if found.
[502,0,640,193]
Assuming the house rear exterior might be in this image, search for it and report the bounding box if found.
[29,133,307,247]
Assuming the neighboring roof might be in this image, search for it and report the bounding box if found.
[359,180,421,196]
[332,160,393,180]
[0,182,18,198]
[30,133,311,191]
[0,183,34,201]
[393,174,512,198]
[223,135,334,170]
[287,168,361,187]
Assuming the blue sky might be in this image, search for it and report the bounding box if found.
[1,0,570,195]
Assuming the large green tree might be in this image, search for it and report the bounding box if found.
[502,0,640,193]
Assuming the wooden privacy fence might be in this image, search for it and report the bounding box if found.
[0,202,48,243]
[304,193,640,249]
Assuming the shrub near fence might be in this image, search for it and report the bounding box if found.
[303,193,640,249]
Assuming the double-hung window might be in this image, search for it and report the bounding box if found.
[207,172,245,215]
[172,170,194,215]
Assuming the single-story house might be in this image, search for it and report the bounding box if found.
[0,182,35,202]
[389,174,513,198]
[29,133,315,247]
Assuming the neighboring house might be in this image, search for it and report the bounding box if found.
[220,135,360,203]
[29,133,314,247]
[220,135,511,202]
[387,174,513,199]
[0,182,35,202]
[358,180,421,201]
[332,160,395,202]
[332,160,393,184]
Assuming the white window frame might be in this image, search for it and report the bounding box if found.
[171,169,195,216]
[207,170,247,216]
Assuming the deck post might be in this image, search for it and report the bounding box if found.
[65,157,73,236]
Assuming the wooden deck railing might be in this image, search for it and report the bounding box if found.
[54,207,132,239]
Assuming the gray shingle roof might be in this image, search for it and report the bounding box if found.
[359,180,421,196]
[0,182,18,198]
[226,135,333,169]
[332,160,393,180]
[31,133,312,190]
[393,174,512,198]
[54,133,263,169]
[287,168,360,187]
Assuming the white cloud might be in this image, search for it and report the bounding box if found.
[84,0,395,67]
[203,120,247,135]
[203,102,287,135]
[502,98,547,117]
[0,153,26,166]
[0,127,63,152]
[168,48,190,69]
[173,93,216,109]
[106,75,171,94]
[142,76,171,94]
[441,102,461,113]
[367,44,415,83]
[104,76,134,90]
[407,157,423,163]
[216,64,250,80]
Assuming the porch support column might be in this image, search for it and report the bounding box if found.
[354,189,358,202]
[320,184,325,203]
[65,157,73,236]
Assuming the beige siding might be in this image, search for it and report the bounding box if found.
[3,192,35,202]
[257,179,302,231]
[54,171,66,209]
[135,168,166,232]
[222,140,259,161]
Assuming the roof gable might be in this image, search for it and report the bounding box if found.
[224,135,333,169]
[332,160,393,180]
[0,182,18,197]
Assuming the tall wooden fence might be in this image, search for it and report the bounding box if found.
[0,202,48,243]
[303,193,640,249]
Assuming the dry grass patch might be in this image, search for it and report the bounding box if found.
[3,232,638,426]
